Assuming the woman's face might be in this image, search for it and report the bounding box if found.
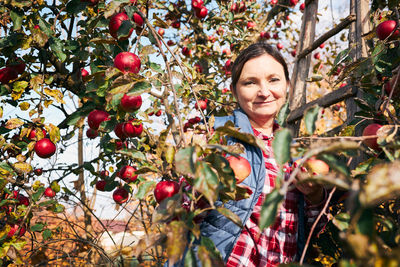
[232,53,288,124]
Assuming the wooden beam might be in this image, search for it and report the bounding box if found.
[296,14,356,61]
[287,84,357,123]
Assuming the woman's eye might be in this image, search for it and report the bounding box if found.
[270,78,280,82]
[244,81,255,85]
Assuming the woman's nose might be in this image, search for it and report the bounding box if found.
[257,82,271,97]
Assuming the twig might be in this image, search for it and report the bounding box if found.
[300,187,336,264]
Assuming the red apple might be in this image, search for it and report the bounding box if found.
[226,155,251,184]
[194,63,203,73]
[276,21,282,27]
[273,33,279,39]
[291,50,297,57]
[222,88,229,93]
[154,180,180,203]
[0,67,18,84]
[182,47,191,57]
[28,128,47,141]
[34,168,43,176]
[7,224,26,238]
[195,6,208,19]
[304,158,329,175]
[109,12,133,40]
[247,21,256,29]
[118,165,138,182]
[290,0,298,6]
[86,128,98,139]
[81,68,89,78]
[6,58,26,74]
[314,52,321,60]
[376,20,400,40]
[300,3,305,11]
[340,82,347,88]
[115,140,128,150]
[238,1,246,12]
[113,187,129,204]
[167,40,175,46]
[44,187,56,198]
[95,180,107,191]
[158,28,165,36]
[16,193,29,206]
[122,119,143,137]
[114,52,141,74]
[270,0,278,4]
[230,3,238,13]
[277,43,284,50]
[100,170,109,179]
[34,138,56,158]
[319,43,325,49]
[192,0,204,9]
[34,25,40,29]
[88,110,110,130]
[120,94,142,112]
[114,122,126,140]
[155,110,162,116]
[195,100,207,110]
[132,13,144,27]
[260,31,271,39]
[362,123,382,150]
[172,20,180,29]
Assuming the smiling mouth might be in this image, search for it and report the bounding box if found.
[254,100,275,105]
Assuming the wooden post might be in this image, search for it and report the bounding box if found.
[288,0,319,136]
[346,0,371,169]
[345,0,371,121]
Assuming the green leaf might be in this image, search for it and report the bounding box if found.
[83,162,95,173]
[175,147,196,175]
[216,207,242,227]
[32,187,45,202]
[259,189,283,230]
[317,153,350,176]
[66,0,87,14]
[272,128,292,165]
[52,203,65,213]
[333,48,350,66]
[118,149,147,161]
[194,161,219,204]
[30,223,44,232]
[205,153,235,192]
[49,37,67,62]
[117,20,134,39]
[304,105,320,135]
[38,17,53,36]
[184,248,198,267]
[42,229,52,240]
[149,62,163,73]
[197,240,224,267]
[276,101,290,127]
[135,181,156,200]
[10,9,24,31]
[216,121,267,154]
[332,212,350,231]
[104,181,119,192]
[10,240,26,250]
[39,200,57,207]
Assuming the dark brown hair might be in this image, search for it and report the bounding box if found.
[231,41,290,92]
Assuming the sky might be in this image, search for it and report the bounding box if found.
[2,0,352,220]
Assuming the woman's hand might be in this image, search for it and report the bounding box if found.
[293,177,324,205]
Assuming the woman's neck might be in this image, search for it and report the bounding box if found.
[248,117,275,136]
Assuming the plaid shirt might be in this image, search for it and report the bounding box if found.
[226,128,327,267]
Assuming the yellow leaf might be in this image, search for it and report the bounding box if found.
[0,106,2,118]
[30,75,43,91]
[44,88,65,104]
[13,162,33,174]
[29,109,37,117]
[43,100,53,108]
[5,118,24,129]
[19,102,30,111]
[21,36,32,50]
[47,124,60,143]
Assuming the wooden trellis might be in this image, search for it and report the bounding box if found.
[288,0,370,137]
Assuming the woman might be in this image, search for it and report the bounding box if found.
[173,41,327,266]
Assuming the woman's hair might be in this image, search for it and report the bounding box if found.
[231,41,290,92]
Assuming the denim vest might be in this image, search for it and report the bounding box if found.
[167,109,305,266]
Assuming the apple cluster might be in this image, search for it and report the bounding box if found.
[1,191,29,239]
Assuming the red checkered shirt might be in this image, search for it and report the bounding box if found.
[226,128,327,267]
